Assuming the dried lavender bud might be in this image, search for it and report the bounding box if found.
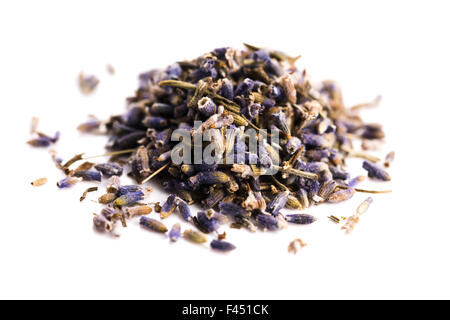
[77,118,101,133]
[384,151,395,168]
[126,205,152,218]
[94,163,123,177]
[183,229,207,244]
[189,171,230,186]
[113,191,144,207]
[93,214,114,232]
[348,175,365,187]
[285,214,316,225]
[31,177,48,186]
[73,170,101,182]
[150,102,174,116]
[356,197,373,215]
[272,110,290,136]
[197,97,217,116]
[266,191,289,215]
[362,160,391,181]
[235,78,254,96]
[101,207,121,222]
[78,73,99,94]
[27,137,52,147]
[285,137,302,154]
[219,78,234,100]
[302,133,331,149]
[256,213,279,231]
[210,240,236,252]
[161,194,177,219]
[175,197,191,221]
[57,177,81,189]
[169,223,181,242]
[116,185,142,197]
[329,166,350,180]
[218,202,250,217]
[194,211,219,233]
[27,131,60,148]
[327,188,355,203]
[139,216,168,233]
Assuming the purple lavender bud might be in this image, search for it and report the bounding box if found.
[267,84,283,100]
[247,103,262,119]
[113,191,144,207]
[193,162,218,172]
[51,131,60,143]
[123,106,145,128]
[195,211,219,233]
[57,177,80,189]
[348,176,365,187]
[150,102,174,116]
[116,185,142,197]
[285,137,302,154]
[252,49,270,61]
[302,133,330,148]
[111,121,140,134]
[193,58,217,81]
[262,99,276,109]
[285,214,317,225]
[272,110,290,135]
[362,124,385,140]
[165,63,182,79]
[235,78,254,96]
[189,171,230,186]
[142,116,168,130]
[139,216,168,233]
[219,78,234,100]
[362,161,391,181]
[73,170,102,182]
[94,163,123,177]
[77,119,101,133]
[266,191,289,215]
[327,188,355,203]
[264,57,283,77]
[218,202,250,217]
[161,194,177,219]
[174,104,188,118]
[148,128,171,148]
[305,149,330,161]
[112,131,146,150]
[256,214,279,230]
[197,97,217,116]
[169,223,181,242]
[27,137,52,147]
[210,239,236,252]
[213,47,228,59]
[175,197,191,221]
[329,166,349,180]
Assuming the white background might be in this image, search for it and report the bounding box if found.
[0,0,449,299]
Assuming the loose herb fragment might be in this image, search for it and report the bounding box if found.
[31,177,48,187]
[288,238,307,254]
[78,72,99,94]
[80,187,98,202]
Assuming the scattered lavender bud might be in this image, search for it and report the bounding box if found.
[210,240,236,252]
[169,223,181,242]
[362,160,391,181]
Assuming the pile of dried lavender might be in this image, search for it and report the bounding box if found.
[31,44,393,252]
